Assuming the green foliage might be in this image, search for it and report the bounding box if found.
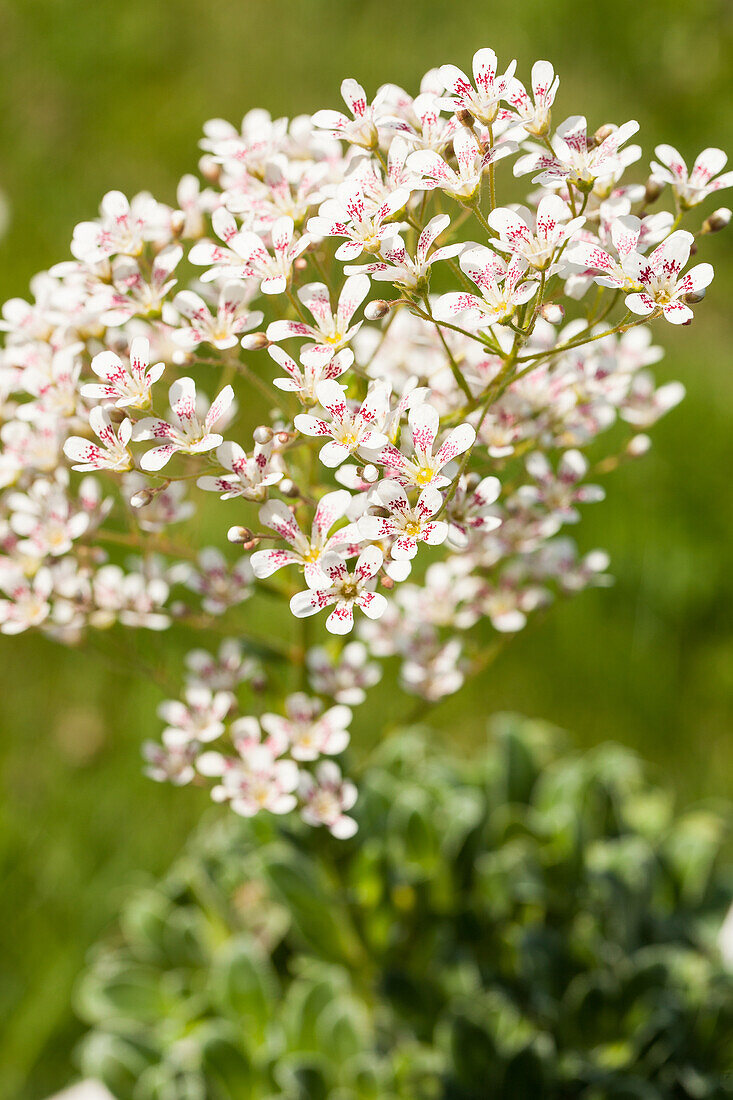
[77,717,733,1099]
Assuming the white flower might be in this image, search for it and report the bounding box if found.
[261,693,352,761]
[358,478,448,559]
[158,686,234,745]
[64,407,133,472]
[133,378,234,470]
[408,129,515,203]
[436,247,537,327]
[515,116,639,189]
[250,490,361,588]
[290,545,387,635]
[0,566,52,634]
[312,78,385,148]
[376,402,475,489]
[307,181,409,261]
[197,434,284,501]
[172,283,263,350]
[71,190,170,264]
[307,641,382,704]
[651,145,733,208]
[295,379,390,468]
[81,336,164,409]
[439,47,517,126]
[266,275,370,356]
[299,761,358,838]
[488,194,584,271]
[345,213,464,290]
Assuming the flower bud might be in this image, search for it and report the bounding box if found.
[364,299,391,321]
[701,207,731,234]
[589,124,614,148]
[169,210,186,237]
[130,488,155,509]
[362,464,379,483]
[626,433,651,458]
[381,575,395,589]
[280,479,300,498]
[107,407,128,424]
[644,176,664,204]
[253,425,273,444]
[456,107,475,128]
[241,332,269,351]
[199,154,220,183]
[541,302,564,324]
[294,257,308,270]
[227,525,254,544]
[276,431,291,445]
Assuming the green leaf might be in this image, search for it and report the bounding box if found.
[262,850,364,967]
[208,935,278,1047]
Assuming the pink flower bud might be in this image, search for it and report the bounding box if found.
[364,299,391,321]
[241,333,269,351]
[627,434,652,457]
[702,207,731,234]
[228,526,254,544]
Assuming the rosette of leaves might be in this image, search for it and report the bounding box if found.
[76,715,733,1100]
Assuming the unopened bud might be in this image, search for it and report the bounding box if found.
[644,176,664,204]
[280,479,300,498]
[362,463,379,484]
[626,433,651,458]
[701,206,732,234]
[276,431,291,445]
[241,332,269,351]
[169,210,186,237]
[456,107,475,128]
[199,154,220,183]
[228,525,254,544]
[541,302,564,324]
[108,407,127,424]
[253,425,273,444]
[294,257,308,270]
[381,575,395,589]
[364,299,391,321]
[589,124,614,148]
[130,488,155,509]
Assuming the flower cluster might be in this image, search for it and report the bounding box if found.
[0,48,727,834]
[144,641,357,837]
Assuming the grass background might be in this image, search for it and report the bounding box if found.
[0,1,731,1095]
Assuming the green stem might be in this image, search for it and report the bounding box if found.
[471,200,493,237]
[422,295,473,402]
[514,312,640,366]
[487,124,497,212]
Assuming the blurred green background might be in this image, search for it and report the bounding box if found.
[0,1,730,1096]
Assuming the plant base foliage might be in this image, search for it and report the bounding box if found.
[76,716,733,1099]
